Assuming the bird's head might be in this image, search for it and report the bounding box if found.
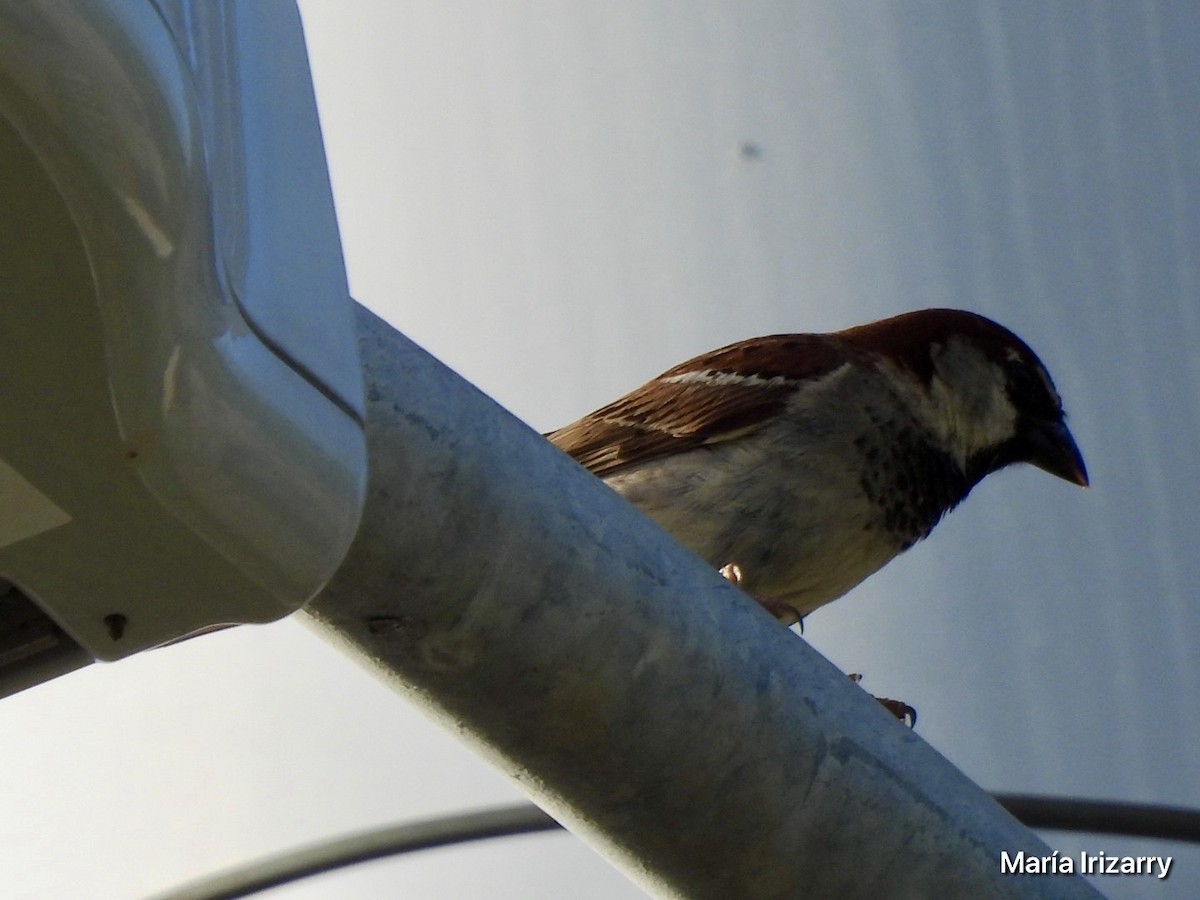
[843,309,1089,491]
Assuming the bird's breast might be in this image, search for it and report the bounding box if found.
[604,424,902,615]
[603,370,967,616]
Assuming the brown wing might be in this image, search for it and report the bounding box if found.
[547,333,848,477]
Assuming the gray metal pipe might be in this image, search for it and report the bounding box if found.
[302,305,1101,899]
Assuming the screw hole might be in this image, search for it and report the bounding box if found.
[104,614,127,640]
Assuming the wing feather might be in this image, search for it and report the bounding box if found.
[547,333,848,477]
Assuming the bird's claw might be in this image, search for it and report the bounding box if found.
[718,562,744,584]
[719,563,804,632]
[875,697,918,728]
[848,673,917,727]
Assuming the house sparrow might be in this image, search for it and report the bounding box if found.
[547,309,1087,627]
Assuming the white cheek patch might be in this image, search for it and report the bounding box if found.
[927,338,1018,463]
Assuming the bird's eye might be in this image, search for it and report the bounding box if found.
[1006,359,1062,419]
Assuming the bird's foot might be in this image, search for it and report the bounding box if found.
[718,562,744,586]
[848,673,917,728]
[718,563,804,632]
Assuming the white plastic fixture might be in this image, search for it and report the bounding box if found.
[0,0,365,696]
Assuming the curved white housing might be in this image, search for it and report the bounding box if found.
[0,0,365,673]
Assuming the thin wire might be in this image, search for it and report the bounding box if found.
[995,793,1200,844]
[150,796,1200,900]
[147,805,559,900]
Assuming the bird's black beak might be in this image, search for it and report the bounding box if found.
[1024,418,1089,488]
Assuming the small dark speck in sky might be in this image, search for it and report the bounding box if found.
[739,142,763,160]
